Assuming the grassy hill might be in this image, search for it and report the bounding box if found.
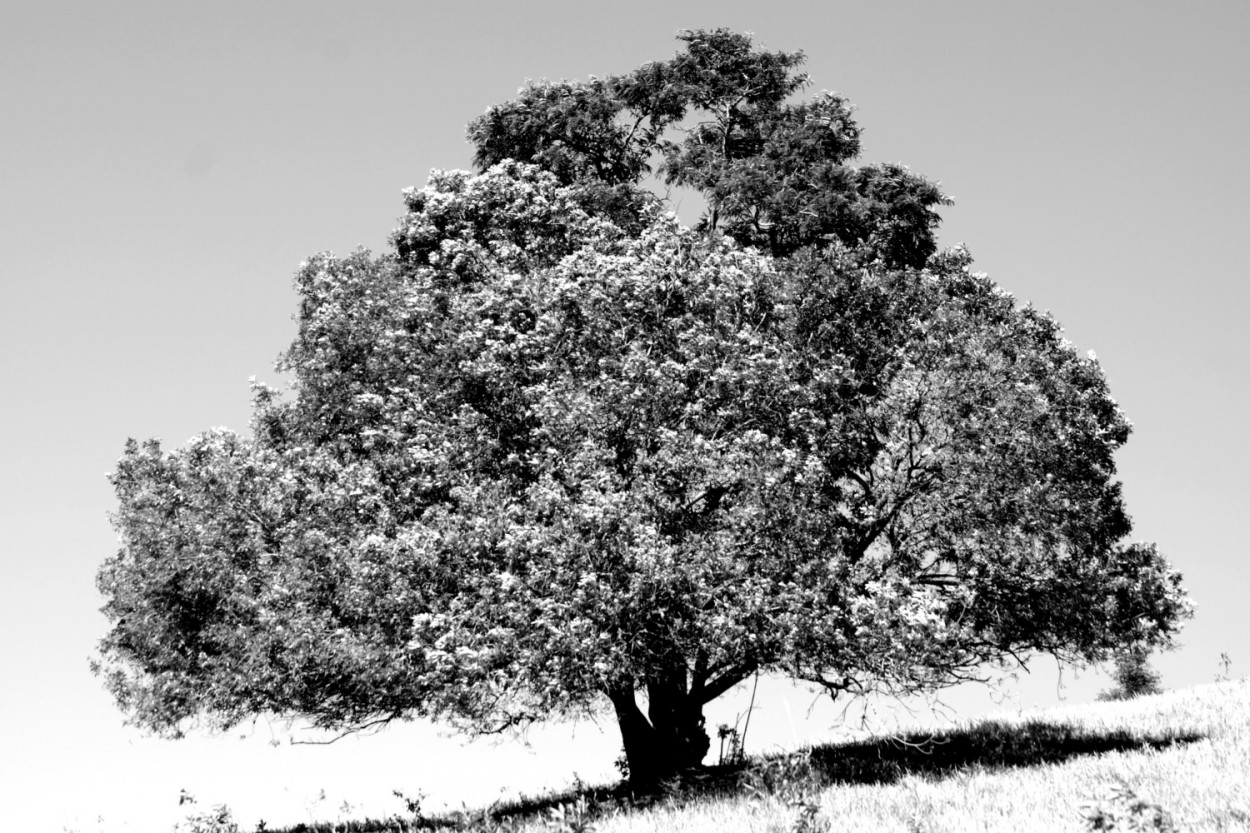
[219,678,1250,833]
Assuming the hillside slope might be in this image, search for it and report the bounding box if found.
[257,678,1249,833]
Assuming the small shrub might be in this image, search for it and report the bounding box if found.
[1099,647,1163,701]
[544,797,597,833]
[172,804,240,833]
[717,724,744,766]
[1215,652,1234,683]
[391,789,425,827]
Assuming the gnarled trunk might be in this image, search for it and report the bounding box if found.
[609,676,710,790]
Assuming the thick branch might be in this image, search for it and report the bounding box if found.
[696,662,756,705]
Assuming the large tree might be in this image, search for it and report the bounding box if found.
[95,31,1191,789]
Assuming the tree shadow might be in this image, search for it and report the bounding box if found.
[264,718,1206,831]
[479,717,1204,823]
[802,717,1204,786]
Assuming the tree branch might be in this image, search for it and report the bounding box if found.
[697,662,757,705]
[288,712,401,745]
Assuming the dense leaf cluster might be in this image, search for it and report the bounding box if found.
[467,29,948,264]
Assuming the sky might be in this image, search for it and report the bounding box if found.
[2,1,1248,830]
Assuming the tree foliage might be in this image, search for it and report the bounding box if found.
[96,30,1191,788]
[466,28,949,264]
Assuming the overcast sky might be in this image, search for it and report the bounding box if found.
[3,2,1248,830]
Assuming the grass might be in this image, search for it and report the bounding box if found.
[239,678,1250,833]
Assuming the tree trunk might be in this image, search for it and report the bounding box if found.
[608,677,710,790]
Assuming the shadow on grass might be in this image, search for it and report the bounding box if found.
[264,718,1205,831]
[802,718,1204,786]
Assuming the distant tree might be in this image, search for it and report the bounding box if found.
[1099,646,1164,701]
[95,30,1192,790]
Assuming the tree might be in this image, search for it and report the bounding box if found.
[95,31,1192,790]
[1098,646,1164,701]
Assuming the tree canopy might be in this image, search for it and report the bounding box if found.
[465,28,948,265]
[95,30,1191,789]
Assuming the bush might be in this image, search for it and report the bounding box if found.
[1099,647,1163,701]
[173,804,239,833]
